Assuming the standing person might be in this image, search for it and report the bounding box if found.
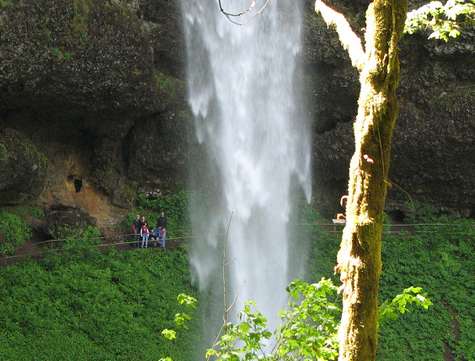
[139,216,146,246]
[151,226,160,246]
[132,215,141,247]
[140,222,150,248]
[158,227,167,249]
[156,211,167,249]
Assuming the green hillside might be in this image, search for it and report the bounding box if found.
[0,247,199,361]
[309,213,474,361]
[0,201,473,361]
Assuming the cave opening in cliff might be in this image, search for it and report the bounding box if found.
[74,178,83,193]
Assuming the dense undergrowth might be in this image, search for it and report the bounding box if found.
[0,194,473,361]
[123,190,191,237]
[0,210,31,255]
[0,246,199,361]
[306,206,474,361]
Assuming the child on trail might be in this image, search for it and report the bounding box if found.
[140,222,150,248]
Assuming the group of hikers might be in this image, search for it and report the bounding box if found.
[131,212,167,249]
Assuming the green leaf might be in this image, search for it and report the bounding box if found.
[161,329,177,341]
[177,293,198,308]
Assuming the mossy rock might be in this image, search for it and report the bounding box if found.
[0,129,48,205]
[45,205,96,239]
[0,0,165,115]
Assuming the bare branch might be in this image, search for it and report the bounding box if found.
[218,0,272,25]
[222,212,233,327]
[225,294,239,314]
[315,0,365,72]
[205,212,236,361]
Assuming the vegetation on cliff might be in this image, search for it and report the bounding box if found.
[307,206,474,361]
[0,211,31,255]
[0,195,472,361]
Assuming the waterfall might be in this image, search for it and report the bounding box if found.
[182,0,311,338]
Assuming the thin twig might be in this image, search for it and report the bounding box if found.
[225,294,239,314]
[222,211,234,327]
[218,0,272,25]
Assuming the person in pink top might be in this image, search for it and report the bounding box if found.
[140,222,150,248]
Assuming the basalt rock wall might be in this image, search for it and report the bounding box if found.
[0,0,195,228]
[0,0,473,229]
[303,0,475,217]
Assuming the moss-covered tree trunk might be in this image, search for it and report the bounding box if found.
[333,1,408,361]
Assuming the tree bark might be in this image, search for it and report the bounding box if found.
[333,1,408,361]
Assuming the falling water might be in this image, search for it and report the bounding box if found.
[182,0,311,336]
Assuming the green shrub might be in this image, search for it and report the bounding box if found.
[0,0,14,9]
[0,248,199,361]
[124,190,191,238]
[0,211,31,255]
[378,216,474,361]
[307,207,474,361]
[8,205,45,220]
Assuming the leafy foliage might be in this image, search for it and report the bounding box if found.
[59,226,102,259]
[158,277,430,361]
[159,294,198,361]
[378,216,474,361]
[405,0,475,41]
[124,190,191,237]
[7,205,45,220]
[309,206,474,361]
[0,211,31,255]
[49,223,100,242]
[274,279,340,361]
[379,287,432,325]
[0,192,472,361]
[0,246,199,361]
[201,281,430,361]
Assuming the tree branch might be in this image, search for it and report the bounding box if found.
[218,0,272,25]
[315,0,366,72]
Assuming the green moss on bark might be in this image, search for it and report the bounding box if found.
[334,1,408,361]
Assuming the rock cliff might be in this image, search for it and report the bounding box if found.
[303,0,475,217]
[0,0,191,228]
[0,0,473,229]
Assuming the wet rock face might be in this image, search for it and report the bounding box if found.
[0,0,188,222]
[45,204,96,237]
[137,0,184,77]
[127,109,192,190]
[0,0,473,223]
[0,0,170,115]
[304,2,475,217]
[0,129,48,205]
